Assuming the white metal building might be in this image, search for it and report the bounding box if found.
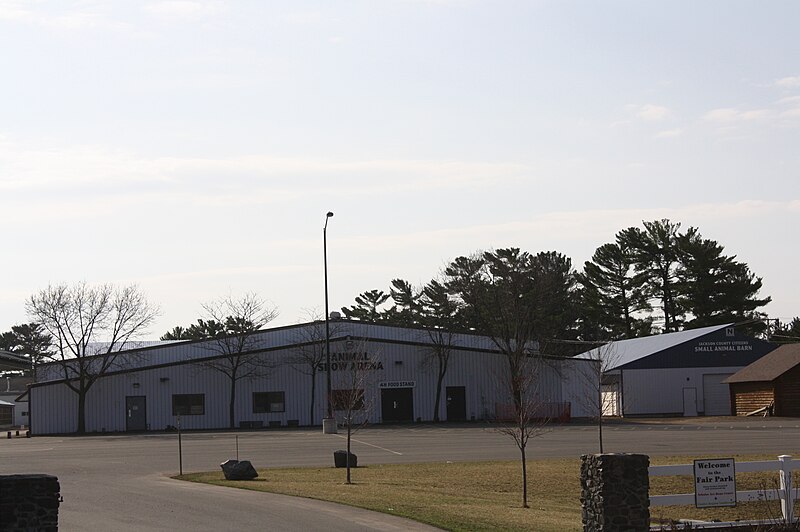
[28,321,596,434]
[576,324,778,417]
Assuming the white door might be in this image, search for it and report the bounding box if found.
[702,374,733,416]
[601,384,620,416]
[683,387,698,417]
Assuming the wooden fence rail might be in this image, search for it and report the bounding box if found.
[649,455,798,526]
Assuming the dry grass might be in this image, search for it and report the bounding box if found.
[177,453,799,531]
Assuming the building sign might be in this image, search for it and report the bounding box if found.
[693,340,753,353]
[316,352,384,372]
[694,458,736,508]
[379,381,415,389]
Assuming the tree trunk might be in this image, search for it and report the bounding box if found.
[521,442,529,508]
[346,423,352,484]
[309,370,317,427]
[433,364,445,422]
[229,377,237,429]
[599,416,604,454]
[598,386,604,453]
[77,389,87,434]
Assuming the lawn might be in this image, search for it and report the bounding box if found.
[177,453,797,531]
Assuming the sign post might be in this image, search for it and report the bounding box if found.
[694,458,736,508]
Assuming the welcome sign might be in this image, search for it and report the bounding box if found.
[694,458,736,508]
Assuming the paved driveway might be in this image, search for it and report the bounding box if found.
[2,419,799,530]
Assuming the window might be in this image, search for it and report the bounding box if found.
[172,394,205,416]
[332,389,364,411]
[253,392,285,413]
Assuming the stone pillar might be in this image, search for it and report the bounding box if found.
[580,453,650,532]
[0,474,60,531]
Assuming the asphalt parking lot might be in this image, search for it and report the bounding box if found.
[2,418,799,530]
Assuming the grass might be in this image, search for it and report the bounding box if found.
[176,453,798,531]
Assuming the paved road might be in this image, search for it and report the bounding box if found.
[2,419,799,530]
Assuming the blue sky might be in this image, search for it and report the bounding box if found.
[1,1,798,337]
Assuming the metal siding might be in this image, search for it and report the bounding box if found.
[560,359,600,418]
[622,366,747,416]
[702,374,734,416]
[28,323,595,434]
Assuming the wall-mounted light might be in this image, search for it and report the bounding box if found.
[132,382,140,388]
[394,360,403,366]
[160,377,170,383]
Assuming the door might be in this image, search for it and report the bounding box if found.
[445,386,466,421]
[126,396,147,431]
[601,384,620,416]
[381,388,414,423]
[682,388,698,417]
[702,374,733,416]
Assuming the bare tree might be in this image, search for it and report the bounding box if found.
[285,313,346,426]
[493,355,549,509]
[573,343,621,453]
[194,293,279,429]
[26,283,159,434]
[331,340,379,484]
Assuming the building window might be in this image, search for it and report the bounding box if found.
[253,392,285,413]
[172,394,205,416]
[332,389,364,411]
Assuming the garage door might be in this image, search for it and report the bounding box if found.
[703,374,733,416]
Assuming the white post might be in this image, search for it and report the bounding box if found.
[779,455,794,524]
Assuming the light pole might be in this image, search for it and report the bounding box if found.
[322,211,337,434]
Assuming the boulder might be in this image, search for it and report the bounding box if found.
[333,450,357,468]
[220,459,258,480]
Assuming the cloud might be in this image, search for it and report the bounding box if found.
[0,1,32,22]
[775,76,800,89]
[702,108,771,123]
[143,1,228,19]
[630,104,671,121]
[0,2,134,32]
[0,138,540,222]
[655,128,683,138]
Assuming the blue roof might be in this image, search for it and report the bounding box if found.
[576,324,731,370]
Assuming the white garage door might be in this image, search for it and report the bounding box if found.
[702,374,733,416]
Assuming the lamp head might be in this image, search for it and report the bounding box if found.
[326,211,334,218]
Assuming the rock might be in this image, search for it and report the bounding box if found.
[333,450,357,468]
[220,460,258,480]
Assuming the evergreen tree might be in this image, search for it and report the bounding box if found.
[160,319,226,340]
[340,289,391,322]
[770,317,800,343]
[677,233,771,333]
[576,242,652,340]
[387,279,422,326]
[618,219,695,333]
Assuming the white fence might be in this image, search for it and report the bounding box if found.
[649,455,798,527]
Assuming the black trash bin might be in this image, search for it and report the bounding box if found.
[333,450,357,468]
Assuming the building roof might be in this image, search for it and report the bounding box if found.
[0,399,14,407]
[0,350,30,371]
[724,343,800,383]
[575,324,730,370]
[30,320,523,387]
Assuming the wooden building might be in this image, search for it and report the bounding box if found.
[725,343,800,417]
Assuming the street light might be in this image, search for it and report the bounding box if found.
[322,211,337,435]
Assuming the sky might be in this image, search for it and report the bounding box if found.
[1,0,798,339]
